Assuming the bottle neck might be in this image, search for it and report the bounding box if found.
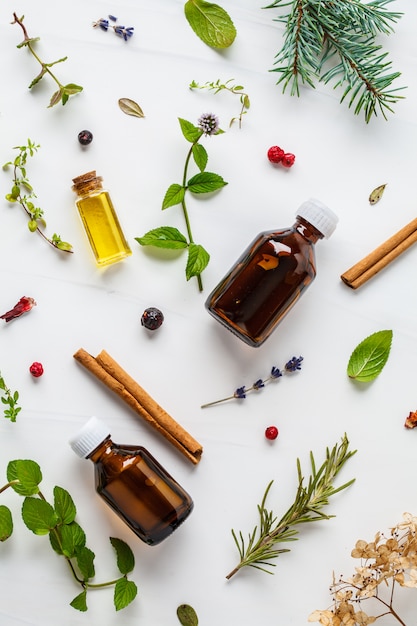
[88,436,112,462]
[294,217,324,243]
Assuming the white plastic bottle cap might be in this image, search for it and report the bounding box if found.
[69,416,111,458]
[296,198,338,238]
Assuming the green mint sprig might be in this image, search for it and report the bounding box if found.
[0,372,21,422]
[347,329,393,382]
[3,139,73,253]
[184,0,236,49]
[0,459,137,612]
[135,115,227,291]
[190,79,250,128]
[11,13,83,108]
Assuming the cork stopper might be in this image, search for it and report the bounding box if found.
[72,171,103,196]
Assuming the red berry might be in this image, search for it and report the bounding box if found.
[29,362,44,378]
[265,426,279,440]
[281,153,296,168]
[267,146,285,164]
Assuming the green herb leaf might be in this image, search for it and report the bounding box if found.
[53,486,76,524]
[59,522,86,558]
[0,505,13,541]
[22,497,59,535]
[114,577,138,611]
[75,545,96,580]
[369,183,387,205]
[110,537,135,575]
[177,604,199,625]
[186,243,210,280]
[192,143,208,172]
[118,98,145,118]
[70,589,88,612]
[347,330,393,382]
[184,0,236,49]
[162,183,186,209]
[187,171,228,193]
[7,459,42,496]
[135,227,188,249]
[178,118,202,143]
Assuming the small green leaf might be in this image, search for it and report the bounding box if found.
[63,83,83,95]
[110,537,135,574]
[186,243,210,280]
[135,227,188,249]
[347,330,393,382]
[70,589,88,612]
[59,522,86,558]
[118,98,145,118]
[0,505,13,541]
[369,183,387,205]
[22,497,59,535]
[48,88,64,108]
[177,604,199,626]
[53,486,76,524]
[184,0,236,49]
[178,118,202,143]
[7,459,42,496]
[114,577,138,611]
[192,143,208,172]
[75,545,96,580]
[162,183,186,209]
[187,171,227,194]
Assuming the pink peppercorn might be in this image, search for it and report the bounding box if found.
[281,153,296,168]
[267,146,285,164]
[29,362,44,378]
[265,426,279,440]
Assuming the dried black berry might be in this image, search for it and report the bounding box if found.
[78,130,93,146]
[141,307,164,331]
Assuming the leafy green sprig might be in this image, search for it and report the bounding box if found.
[226,435,356,579]
[11,13,83,108]
[0,373,21,422]
[3,140,73,253]
[0,459,137,612]
[136,115,227,291]
[264,0,405,122]
[190,79,250,128]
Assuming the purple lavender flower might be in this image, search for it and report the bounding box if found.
[197,113,220,136]
[285,356,304,372]
[113,25,134,41]
[234,386,246,400]
[93,18,109,31]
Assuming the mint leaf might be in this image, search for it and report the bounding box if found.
[53,486,76,524]
[178,118,202,143]
[7,459,42,496]
[59,522,86,558]
[162,183,186,209]
[22,497,59,535]
[192,143,208,172]
[347,330,393,382]
[75,545,96,580]
[187,171,228,193]
[110,537,135,575]
[70,589,88,612]
[0,505,13,541]
[177,604,199,626]
[184,0,236,49]
[135,227,188,249]
[114,577,138,611]
[186,243,210,280]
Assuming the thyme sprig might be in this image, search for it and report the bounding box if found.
[0,373,21,422]
[264,0,405,122]
[190,79,250,128]
[11,13,83,107]
[226,434,356,579]
[3,140,73,253]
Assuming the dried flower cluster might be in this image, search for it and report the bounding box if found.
[309,513,417,626]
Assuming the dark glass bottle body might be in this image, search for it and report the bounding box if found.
[88,437,193,545]
[205,217,323,347]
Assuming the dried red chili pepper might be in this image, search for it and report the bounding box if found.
[0,296,37,322]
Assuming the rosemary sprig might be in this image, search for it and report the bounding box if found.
[264,0,405,122]
[226,434,356,579]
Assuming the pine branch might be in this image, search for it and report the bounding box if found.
[264,0,405,121]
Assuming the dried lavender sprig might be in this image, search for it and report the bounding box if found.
[92,16,134,40]
[201,356,303,408]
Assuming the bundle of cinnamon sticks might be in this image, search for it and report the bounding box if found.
[73,348,203,464]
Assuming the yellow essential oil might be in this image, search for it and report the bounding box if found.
[72,171,132,266]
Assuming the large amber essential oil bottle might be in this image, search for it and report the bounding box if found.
[69,417,194,545]
[205,199,338,347]
[72,171,132,266]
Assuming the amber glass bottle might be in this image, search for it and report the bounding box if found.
[205,199,338,347]
[72,171,132,266]
[69,417,194,545]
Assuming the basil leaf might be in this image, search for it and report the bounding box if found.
[110,537,135,575]
[184,0,236,49]
[187,171,227,193]
[347,330,393,382]
[162,183,186,209]
[177,604,199,626]
[186,243,210,280]
[135,227,188,249]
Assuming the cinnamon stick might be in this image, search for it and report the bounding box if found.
[341,217,417,289]
[73,348,203,464]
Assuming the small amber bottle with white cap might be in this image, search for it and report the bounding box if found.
[69,417,194,545]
